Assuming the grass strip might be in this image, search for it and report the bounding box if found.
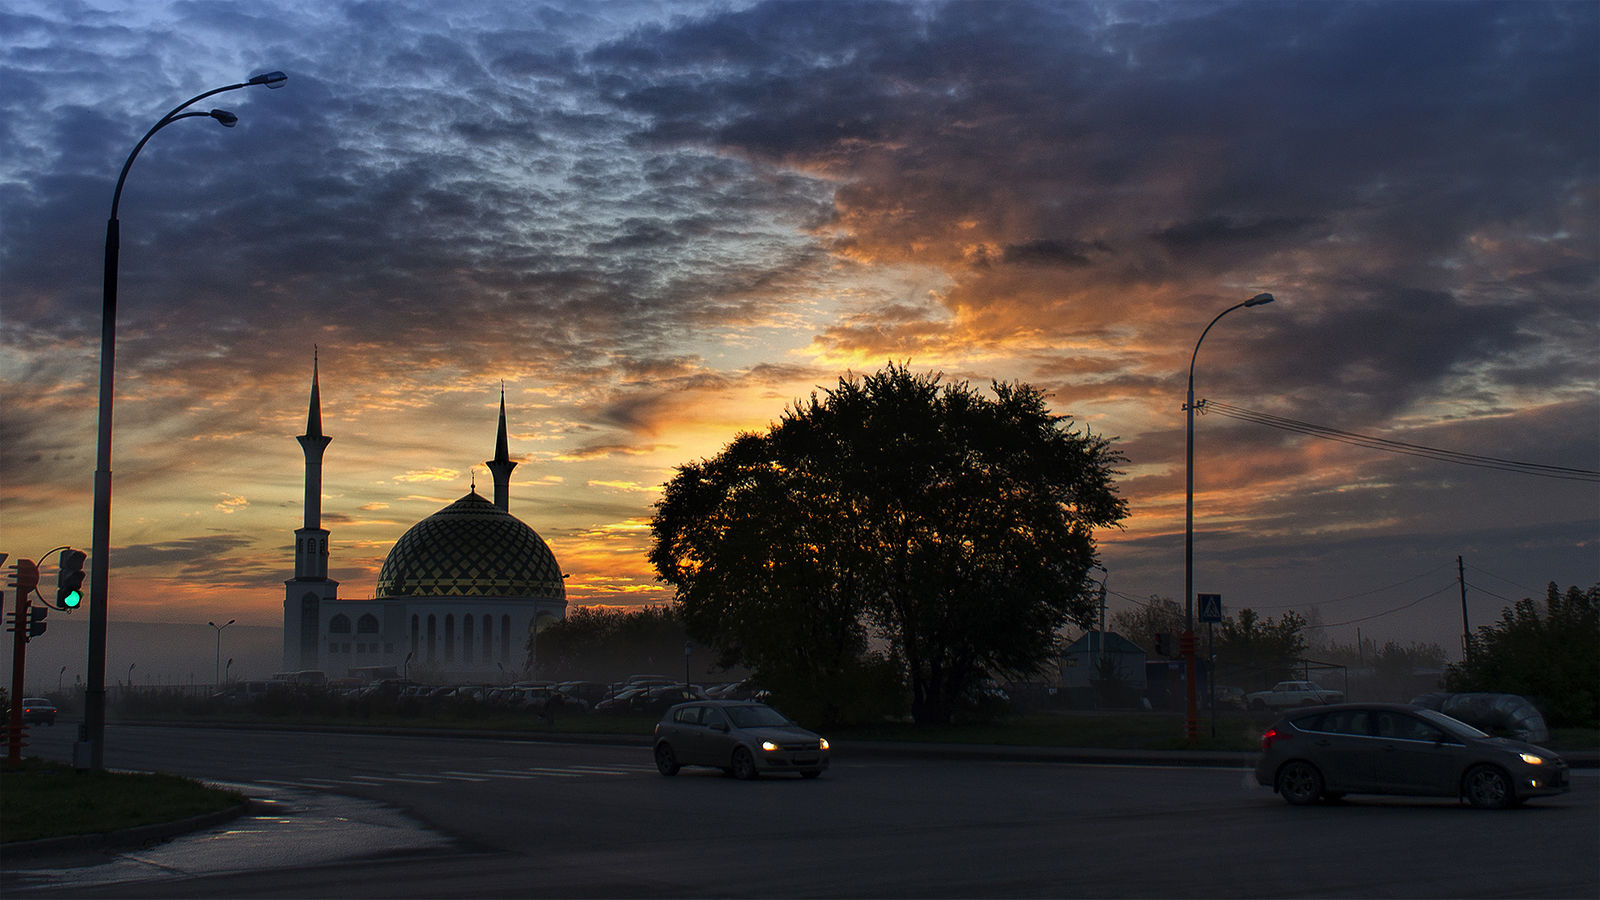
[1,758,244,844]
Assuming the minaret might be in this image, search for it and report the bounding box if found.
[295,351,333,579]
[284,350,338,673]
[485,386,518,512]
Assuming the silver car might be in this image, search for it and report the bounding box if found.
[654,700,830,780]
[1255,702,1569,808]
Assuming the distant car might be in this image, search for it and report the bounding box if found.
[19,698,57,725]
[1255,702,1569,808]
[1214,686,1247,711]
[653,700,830,780]
[1245,680,1344,710]
[632,684,708,716]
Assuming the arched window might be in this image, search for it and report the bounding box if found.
[328,614,352,634]
[427,615,437,663]
[444,615,455,663]
[462,614,474,663]
[501,615,511,662]
[357,614,380,634]
[482,616,493,664]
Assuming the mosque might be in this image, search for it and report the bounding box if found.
[281,358,567,680]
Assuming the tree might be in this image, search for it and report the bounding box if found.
[532,606,688,684]
[1445,582,1600,728]
[1213,608,1308,689]
[651,364,1127,725]
[1111,595,1185,657]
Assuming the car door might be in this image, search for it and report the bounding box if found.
[1369,710,1458,795]
[696,706,736,767]
[1300,708,1380,791]
[662,705,704,763]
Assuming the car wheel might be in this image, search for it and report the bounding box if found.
[1276,761,1323,805]
[653,742,680,776]
[1463,764,1516,809]
[731,746,759,781]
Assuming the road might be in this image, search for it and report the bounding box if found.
[8,722,1598,898]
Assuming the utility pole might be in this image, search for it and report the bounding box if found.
[1457,556,1471,663]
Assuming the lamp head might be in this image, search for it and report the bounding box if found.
[209,109,239,127]
[248,71,289,89]
[1244,292,1275,307]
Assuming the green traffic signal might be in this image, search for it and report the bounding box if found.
[58,548,86,609]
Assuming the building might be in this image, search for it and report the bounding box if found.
[282,356,567,681]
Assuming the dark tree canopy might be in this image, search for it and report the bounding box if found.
[1445,582,1600,728]
[1111,595,1186,657]
[650,364,1127,725]
[531,605,687,684]
[1212,608,1309,690]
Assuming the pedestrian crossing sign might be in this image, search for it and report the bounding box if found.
[1197,593,1222,623]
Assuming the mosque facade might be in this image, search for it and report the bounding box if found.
[281,359,567,681]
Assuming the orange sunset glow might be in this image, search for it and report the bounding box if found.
[2,0,1596,684]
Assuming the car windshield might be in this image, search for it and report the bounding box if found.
[1416,707,1489,738]
[725,705,792,729]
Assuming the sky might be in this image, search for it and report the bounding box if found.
[2,0,1597,673]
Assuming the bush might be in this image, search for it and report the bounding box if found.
[1445,582,1599,728]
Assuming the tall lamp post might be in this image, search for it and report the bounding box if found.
[208,619,236,686]
[1184,292,1274,742]
[81,72,287,772]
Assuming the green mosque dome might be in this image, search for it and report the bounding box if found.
[375,492,565,601]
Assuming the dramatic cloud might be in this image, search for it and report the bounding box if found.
[1,1,1595,670]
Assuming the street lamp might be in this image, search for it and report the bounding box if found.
[208,619,236,686]
[1183,291,1274,742]
[81,71,287,772]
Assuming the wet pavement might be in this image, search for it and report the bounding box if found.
[1,782,455,896]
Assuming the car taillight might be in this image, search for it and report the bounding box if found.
[1261,727,1291,751]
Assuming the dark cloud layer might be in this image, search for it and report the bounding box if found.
[1,1,1595,643]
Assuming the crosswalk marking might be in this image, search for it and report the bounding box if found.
[248,762,649,792]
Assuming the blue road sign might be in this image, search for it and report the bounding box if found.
[1197,593,1222,623]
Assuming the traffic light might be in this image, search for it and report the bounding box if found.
[7,558,39,597]
[27,604,47,638]
[57,549,86,609]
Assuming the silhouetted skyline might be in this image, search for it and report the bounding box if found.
[2,1,1595,656]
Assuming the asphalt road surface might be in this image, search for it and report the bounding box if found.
[7,722,1597,898]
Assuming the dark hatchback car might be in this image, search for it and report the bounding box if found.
[654,700,829,780]
[1256,702,1569,808]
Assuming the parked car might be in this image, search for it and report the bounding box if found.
[653,700,829,780]
[594,687,649,714]
[1245,680,1344,710]
[19,697,57,725]
[1255,702,1569,808]
[519,687,589,714]
[634,684,708,715]
[1214,686,1247,711]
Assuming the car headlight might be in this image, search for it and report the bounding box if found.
[761,741,780,752]
[819,738,829,751]
[1518,752,1544,766]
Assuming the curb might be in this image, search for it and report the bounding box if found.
[1,796,254,862]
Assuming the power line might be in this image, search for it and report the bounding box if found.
[1463,563,1547,599]
[1304,582,1461,629]
[1202,401,1600,482]
[1248,561,1456,610]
